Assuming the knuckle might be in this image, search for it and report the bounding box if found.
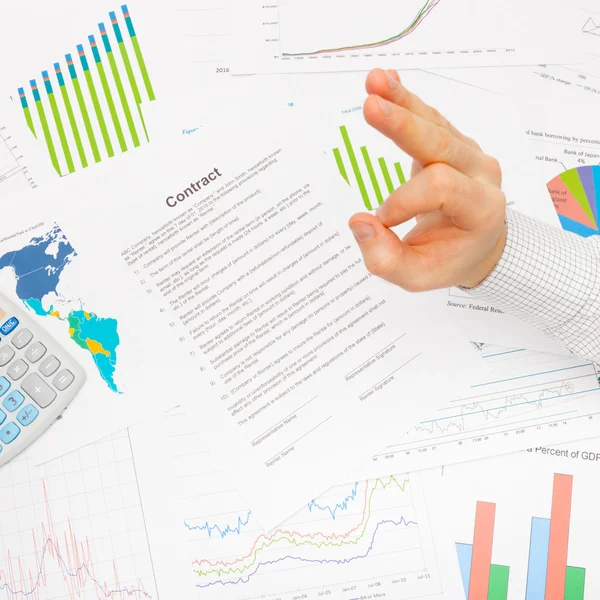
[433,129,455,161]
[485,156,503,182]
[427,164,456,197]
[364,253,397,279]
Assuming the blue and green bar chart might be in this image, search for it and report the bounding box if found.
[17,5,155,176]
[547,166,600,237]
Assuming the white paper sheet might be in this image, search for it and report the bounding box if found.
[423,439,600,598]
[129,408,465,599]
[145,69,569,353]
[25,120,481,529]
[230,0,580,74]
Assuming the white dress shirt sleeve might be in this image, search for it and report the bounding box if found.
[465,208,600,363]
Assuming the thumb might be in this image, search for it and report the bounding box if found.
[348,213,425,291]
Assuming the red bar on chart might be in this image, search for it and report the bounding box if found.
[469,501,496,600]
[545,474,573,600]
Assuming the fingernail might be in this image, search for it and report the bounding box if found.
[386,70,399,90]
[350,222,375,242]
[376,95,394,116]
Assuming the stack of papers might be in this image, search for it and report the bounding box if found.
[0,1,599,598]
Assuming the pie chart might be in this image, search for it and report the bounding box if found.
[547,165,600,237]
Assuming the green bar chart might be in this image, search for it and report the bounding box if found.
[17,4,156,176]
[332,124,408,210]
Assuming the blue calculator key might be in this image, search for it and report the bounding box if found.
[0,422,20,444]
[0,409,5,426]
[0,317,19,336]
[17,404,39,427]
[3,390,24,412]
[0,376,10,396]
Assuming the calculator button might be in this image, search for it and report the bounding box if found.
[17,404,39,427]
[11,328,32,349]
[0,422,20,444]
[0,377,10,396]
[2,391,24,413]
[39,356,61,377]
[1,317,19,336]
[53,369,74,391]
[25,342,46,363]
[22,373,57,408]
[0,409,5,426]
[7,359,29,381]
[0,346,14,366]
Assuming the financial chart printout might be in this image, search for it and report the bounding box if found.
[424,442,600,598]
[0,1,181,178]
[231,0,580,74]
[354,344,600,479]
[131,409,464,600]
[43,123,479,530]
[0,430,158,600]
[0,208,178,464]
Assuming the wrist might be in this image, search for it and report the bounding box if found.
[459,222,508,289]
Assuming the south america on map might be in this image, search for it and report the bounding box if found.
[0,224,121,392]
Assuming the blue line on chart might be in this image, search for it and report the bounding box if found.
[184,511,253,538]
[421,388,600,424]
[196,517,418,588]
[307,482,360,520]
[471,363,594,388]
[482,348,525,359]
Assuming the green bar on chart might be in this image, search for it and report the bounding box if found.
[564,567,585,600]
[394,161,407,185]
[333,148,349,184]
[340,125,371,210]
[54,63,87,169]
[99,23,140,147]
[17,89,36,138]
[29,80,61,175]
[109,11,150,141]
[42,71,75,174]
[378,157,395,194]
[122,5,156,101]
[361,146,383,205]
[66,53,101,164]
[487,565,510,600]
[77,46,114,158]
[89,35,127,152]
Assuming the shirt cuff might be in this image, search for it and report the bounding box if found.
[464,208,599,343]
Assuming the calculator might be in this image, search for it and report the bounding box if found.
[0,292,85,467]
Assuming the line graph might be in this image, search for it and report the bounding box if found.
[232,0,578,74]
[281,0,441,57]
[165,409,444,599]
[184,511,252,539]
[307,482,359,520]
[356,345,600,479]
[0,430,158,600]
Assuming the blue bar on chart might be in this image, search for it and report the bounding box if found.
[525,517,551,600]
[456,542,473,598]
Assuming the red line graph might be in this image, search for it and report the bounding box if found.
[0,481,151,600]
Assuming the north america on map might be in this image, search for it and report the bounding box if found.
[0,224,121,392]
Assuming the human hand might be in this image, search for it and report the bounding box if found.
[348,69,507,291]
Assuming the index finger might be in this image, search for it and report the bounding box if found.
[365,69,481,150]
[363,94,488,179]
